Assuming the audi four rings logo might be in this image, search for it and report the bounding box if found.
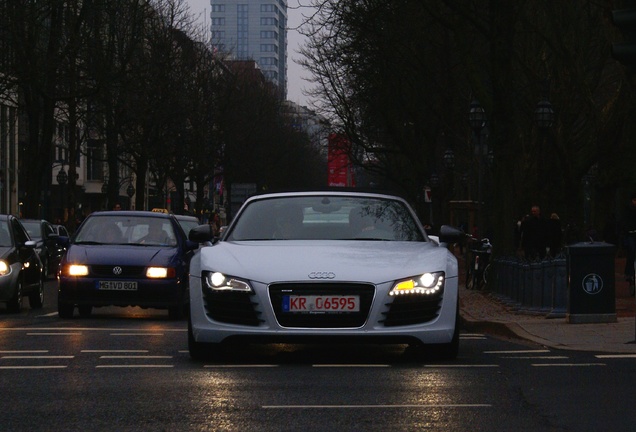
[112,266,123,275]
[308,272,335,279]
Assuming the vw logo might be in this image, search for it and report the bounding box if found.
[112,266,123,275]
[308,271,335,279]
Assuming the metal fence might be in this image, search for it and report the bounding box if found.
[488,255,568,318]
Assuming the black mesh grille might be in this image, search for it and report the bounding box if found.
[381,294,442,326]
[203,290,262,326]
[269,283,375,328]
[91,265,145,277]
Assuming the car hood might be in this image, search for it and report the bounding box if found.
[65,244,177,266]
[197,241,456,285]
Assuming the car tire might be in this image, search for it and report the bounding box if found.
[7,280,23,313]
[78,305,93,318]
[58,301,75,319]
[435,305,460,360]
[28,277,44,309]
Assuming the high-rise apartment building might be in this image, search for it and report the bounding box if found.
[210,0,287,99]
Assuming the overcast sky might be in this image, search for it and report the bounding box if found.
[184,0,312,107]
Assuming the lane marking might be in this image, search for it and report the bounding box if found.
[82,350,149,353]
[502,356,569,359]
[204,365,279,368]
[596,354,636,359]
[0,365,68,370]
[99,355,172,359]
[312,364,390,368]
[263,403,492,409]
[0,350,49,354]
[423,364,499,368]
[461,336,487,340]
[531,363,606,367]
[484,350,550,354]
[27,333,82,336]
[1,355,74,359]
[96,365,174,368]
[110,333,164,336]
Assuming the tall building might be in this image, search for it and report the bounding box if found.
[210,0,287,99]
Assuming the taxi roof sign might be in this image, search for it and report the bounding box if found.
[151,208,169,213]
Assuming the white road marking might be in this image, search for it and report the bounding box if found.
[312,364,391,368]
[96,365,174,368]
[204,365,279,368]
[484,350,550,354]
[0,365,67,370]
[27,333,82,336]
[531,363,606,367]
[109,333,164,336]
[99,355,172,359]
[0,350,49,354]
[1,355,74,359]
[81,350,149,353]
[263,403,492,409]
[423,364,499,368]
[595,354,636,359]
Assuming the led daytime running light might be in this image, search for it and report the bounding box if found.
[390,273,444,296]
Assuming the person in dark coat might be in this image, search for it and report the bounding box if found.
[520,205,548,260]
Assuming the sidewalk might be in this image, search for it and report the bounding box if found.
[458,255,636,353]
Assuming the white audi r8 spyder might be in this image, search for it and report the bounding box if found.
[188,191,462,360]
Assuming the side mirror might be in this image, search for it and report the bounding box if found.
[189,224,215,243]
[438,225,463,243]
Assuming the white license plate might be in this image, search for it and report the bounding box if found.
[98,281,138,291]
[282,295,360,313]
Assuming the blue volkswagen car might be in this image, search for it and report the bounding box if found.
[57,211,199,319]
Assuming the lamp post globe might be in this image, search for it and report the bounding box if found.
[468,99,486,132]
[535,99,555,130]
[56,167,68,186]
[127,183,135,198]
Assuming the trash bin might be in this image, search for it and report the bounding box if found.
[566,242,617,323]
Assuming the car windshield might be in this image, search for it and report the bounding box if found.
[74,215,178,246]
[21,221,41,240]
[226,195,425,242]
[0,223,12,247]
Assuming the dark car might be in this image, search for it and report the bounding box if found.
[175,214,201,237]
[57,211,199,319]
[54,224,70,237]
[0,214,45,313]
[20,219,66,279]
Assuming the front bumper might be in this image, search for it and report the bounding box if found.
[189,276,458,346]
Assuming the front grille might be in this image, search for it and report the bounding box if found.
[381,294,442,326]
[269,283,375,328]
[91,265,145,278]
[203,290,262,326]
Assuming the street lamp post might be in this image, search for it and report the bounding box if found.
[535,98,555,203]
[469,99,487,238]
[56,166,68,222]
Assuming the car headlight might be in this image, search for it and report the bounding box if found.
[146,267,175,278]
[389,271,445,296]
[203,271,253,293]
[0,260,10,276]
[66,264,89,276]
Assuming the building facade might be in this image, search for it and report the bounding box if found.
[210,0,287,100]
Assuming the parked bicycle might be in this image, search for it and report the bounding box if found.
[465,237,492,290]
